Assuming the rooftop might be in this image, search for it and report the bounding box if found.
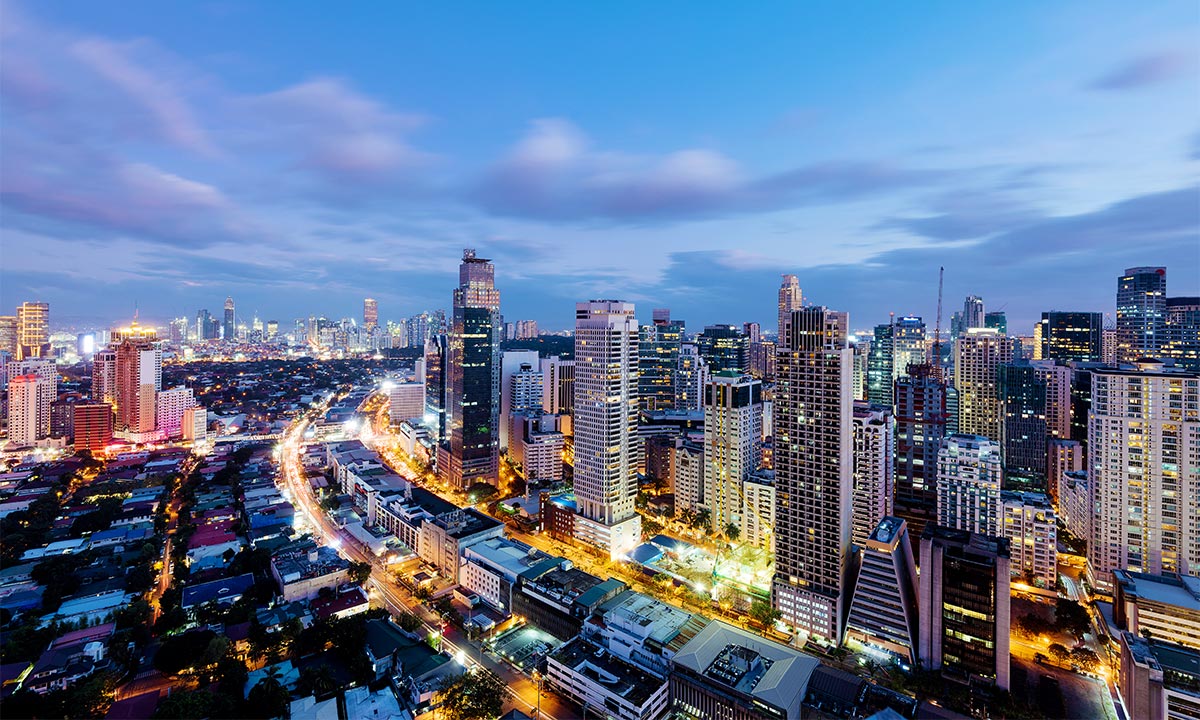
[1115,570,1200,612]
[551,637,667,707]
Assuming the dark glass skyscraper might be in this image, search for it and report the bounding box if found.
[223,296,235,341]
[446,249,501,489]
[867,322,893,407]
[697,324,749,374]
[894,364,948,541]
[1163,297,1200,370]
[1116,266,1167,361]
[1039,311,1102,362]
[638,311,684,411]
[998,364,1047,490]
[425,333,447,442]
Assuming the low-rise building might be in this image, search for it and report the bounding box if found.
[271,541,351,603]
[459,537,554,615]
[181,573,256,617]
[417,507,504,580]
[581,589,711,678]
[22,624,114,695]
[1113,570,1200,651]
[546,637,670,720]
[513,563,626,641]
[1118,632,1200,720]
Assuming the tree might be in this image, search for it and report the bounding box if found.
[247,673,291,719]
[725,522,740,542]
[1055,598,1092,639]
[693,508,712,531]
[348,561,372,586]
[1048,643,1071,664]
[297,664,338,697]
[155,630,216,675]
[749,599,781,628]
[1071,647,1101,672]
[438,669,505,720]
[1014,612,1054,639]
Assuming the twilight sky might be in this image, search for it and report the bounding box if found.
[1,1,1198,333]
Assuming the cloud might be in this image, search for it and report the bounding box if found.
[1089,52,1189,90]
[474,119,946,222]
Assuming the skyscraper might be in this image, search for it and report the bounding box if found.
[1038,311,1103,362]
[1088,360,1200,592]
[894,365,948,540]
[1117,266,1167,361]
[772,306,853,643]
[778,274,802,339]
[425,334,448,442]
[953,328,1013,441]
[92,349,117,406]
[675,343,708,412]
[638,311,684,411]
[7,374,47,446]
[1163,296,1200,371]
[962,295,985,331]
[16,301,49,360]
[573,300,642,558]
[851,402,895,548]
[697,325,750,374]
[997,364,1048,489]
[703,371,763,537]
[936,434,1003,536]
[114,323,162,437]
[0,315,17,355]
[223,297,236,341]
[363,298,379,330]
[446,249,502,489]
[866,322,894,408]
[6,359,58,439]
[499,350,539,450]
[892,316,927,379]
[846,517,920,664]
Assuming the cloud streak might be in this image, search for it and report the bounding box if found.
[1089,51,1189,90]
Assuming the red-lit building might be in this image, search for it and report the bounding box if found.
[73,402,114,454]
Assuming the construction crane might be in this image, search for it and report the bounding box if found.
[932,266,944,379]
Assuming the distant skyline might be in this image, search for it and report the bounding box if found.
[2,1,1198,332]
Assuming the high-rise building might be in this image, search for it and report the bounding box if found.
[893,316,926,379]
[266,320,279,340]
[697,325,750,374]
[516,319,539,340]
[998,364,1048,489]
[749,339,776,382]
[772,306,853,643]
[1088,361,1200,592]
[499,350,539,451]
[984,311,1007,336]
[6,374,47,446]
[92,349,117,407]
[936,434,1003,536]
[918,526,1010,690]
[504,362,544,452]
[894,365,948,540]
[182,406,208,444]
[866,322,894,408]
[1163,296,1200,371]
[703,371,763,537]
[1029,360,1071,441]
[0,315,17,355]
[962,295,985,331]
[6,359,57,438]
[1000,491,1057,588]
[851,402,894,548]
[446,249,502,489]
[155,386,197,439]
[16,301,50,360]
[850,340,870,401]
[363,298,378,330]
[114,325,162,436]
[1047,438,1083,507]
[1117,266,1168,362]
[953,328,1013,441]
[1039,312,1103,362]
[573,300,642,558]
[778,274,803,339]
[223,296,235,341]
[741,468,776,551]
[638,312,684,412]
[540,356,575,416]
[424,334,447,441]
[73,402,114,453]
[846,517,920,664]
[675,343,708,412]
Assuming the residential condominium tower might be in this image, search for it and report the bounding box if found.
[778,274,803,340]
[1116,266,1167,362]
[953,328,1013,441]
[772,306,853,643]
[573,300,642,559]
[703,371,763,537]
[851,402,895,548]
[936,434,1003,537]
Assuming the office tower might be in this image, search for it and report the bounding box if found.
[363,298,378,330]
[388,382,425,424]
[1088,361,1200,592]
[1039,312,1103,362]
[1117,266,1168,361]
[499,350,539,451]
[573,300,642,558]
[15,301,50,360]
[73,403,114,453]
[1029,360,1071,441]
[866,322,894,407]
[446,249,502,489]
[92,349,117,406]
[850,341,870,401]
[1000,491,1057,587]
[266,320,279,340]
[778,274,803,339]
[1047,438,1083,506]
[155,386,197,439]
[697,325,750,374]
[0,316,17,355]
[638,312,684,412]
[997,364,1048,489]
[851,402,894,548]
[1163,296,1200,370]
[540,356,575,416]
[7,374,47,446]
[676,343,708,412]
[894,365,948,540]
[749,339,776,381]
[114,326,162,436]
[505,362,543,452]
[893,316,926,378]
[962,295,985,331]
[222,296,235,341]
[846,517,920,664]
[918,526,1010,691]
[772,306,853,643]
[953,328,1013,441]
[704,371,763,537]
[936,434,1002,536]
[984,311,1007,335]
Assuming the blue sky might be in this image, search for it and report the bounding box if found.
[1,1,1197,333]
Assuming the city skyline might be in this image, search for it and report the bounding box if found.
[2,2,1198,331]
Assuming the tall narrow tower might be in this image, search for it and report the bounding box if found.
[573,300,642,558]
[1116,266,1167,361]
[777,274,803,341]
[446,249,502,489]
[772,306,854,643]
[363,298,379,330]
[223,297,235,342]
[15,302,49,360]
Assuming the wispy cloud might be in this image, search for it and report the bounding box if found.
[1089,51,1189,90]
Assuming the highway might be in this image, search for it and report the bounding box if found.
[278,405,571,720]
